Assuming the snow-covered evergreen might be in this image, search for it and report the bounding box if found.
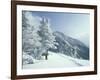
[37,17,57,59]
[22,52,34,65]
[22,11,42,63]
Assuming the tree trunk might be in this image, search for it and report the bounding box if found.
[45,50,48,60]
[45,54,48,60]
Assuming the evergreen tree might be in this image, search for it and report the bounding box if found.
[22,11,42,63]
[38,17,57,60]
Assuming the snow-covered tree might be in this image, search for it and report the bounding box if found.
[22,11,42,63]
[72,46,81,59]
[22,52,34,65]
[38,17,57,60]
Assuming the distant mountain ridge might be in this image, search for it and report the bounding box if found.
[49,31,89,60]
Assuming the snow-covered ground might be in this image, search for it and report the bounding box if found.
[23,51,89,69]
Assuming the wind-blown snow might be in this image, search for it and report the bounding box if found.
[23,51,89,69]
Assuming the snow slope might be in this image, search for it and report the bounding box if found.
[23,51,89,69]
